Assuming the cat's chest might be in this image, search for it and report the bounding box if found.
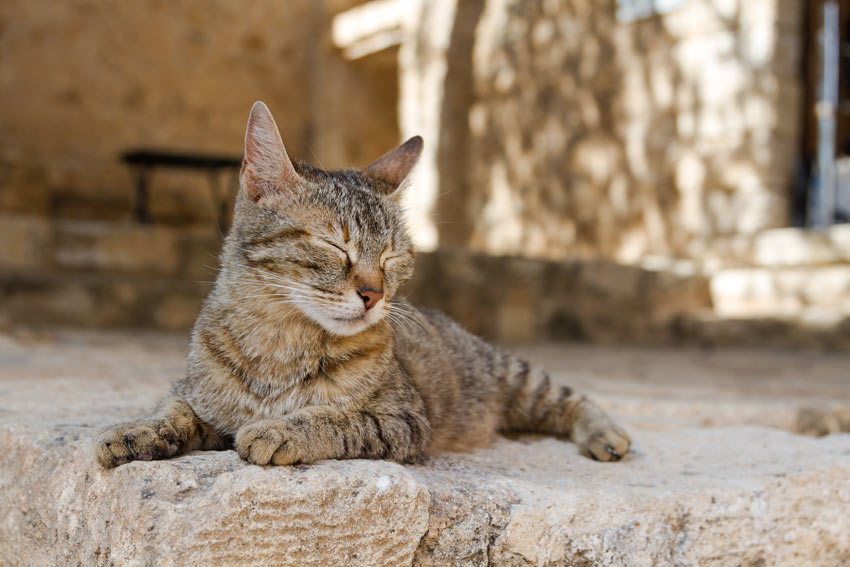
[232,339,340,405]
[199,362,354,436]
[191,309,394,435]
[197,329,379,434]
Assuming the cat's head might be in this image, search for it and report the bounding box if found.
[226,101,422,337]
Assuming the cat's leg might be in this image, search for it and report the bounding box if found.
[500,359,631,461]
[235,405,431,466]
[93,396,226,468]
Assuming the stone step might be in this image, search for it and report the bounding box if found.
[0,271,210,331]
[0,213,222,277]
[710,266,850,319]
[0,239,714,344]
[5,426,848,567]
[751,224,850,267]
[1,331,848,566]
[673,311,850,351]
[52,219,221,277]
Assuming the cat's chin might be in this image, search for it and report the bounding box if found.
[320,315,382,337]
[300,307,385,337]
[325,318,374,336]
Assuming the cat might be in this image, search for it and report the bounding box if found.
[93,101,630,468]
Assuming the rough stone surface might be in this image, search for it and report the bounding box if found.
[710,266,850,319]
[0,271,209,330]
[405,250,712,343]
[0,214,53,270]
[54,222,185,276]
[0,219,713,341]
[753,225,850,268]
[399,0,803,261]
[1,330,849,566]
[706,224,850,322]
[674,312,850,352]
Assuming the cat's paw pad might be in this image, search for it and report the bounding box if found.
[577,422,631,462]
[93,420,177,468]
[236,420,299,466]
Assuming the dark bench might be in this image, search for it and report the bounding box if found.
[121,150,243,232]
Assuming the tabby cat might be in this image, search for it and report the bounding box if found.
[94,102,630,468]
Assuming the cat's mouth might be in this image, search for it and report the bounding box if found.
[299,297,386,336]
[333,314,366,322]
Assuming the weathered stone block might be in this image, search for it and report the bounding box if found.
[0,271,206,329]
[406,251,713,344]
[711,266,850,318]
[2,373,849,566]
[0,214,52,271]
[400,0,803,262]
[54,221,182,275]
[754,225,850,267]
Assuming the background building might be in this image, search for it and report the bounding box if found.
[1,0,848,346]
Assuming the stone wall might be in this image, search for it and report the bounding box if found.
[400,0,805,262]
[0,0,399,225]
[0,213,713,341]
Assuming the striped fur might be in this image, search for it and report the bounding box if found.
[93,102,629,468]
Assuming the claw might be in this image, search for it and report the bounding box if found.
[123,433,136,452]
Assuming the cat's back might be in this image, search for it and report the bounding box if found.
[391,302,504,452]
[392,302,501,370]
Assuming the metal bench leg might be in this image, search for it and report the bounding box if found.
[133,166,151,224]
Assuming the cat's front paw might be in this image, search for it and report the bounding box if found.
[93,420,179,468]
[574,418,631,462]
[235,419,301,466]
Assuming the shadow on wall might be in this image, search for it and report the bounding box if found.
[407,0,802,264]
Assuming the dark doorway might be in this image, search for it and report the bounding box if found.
[798,0,850,225]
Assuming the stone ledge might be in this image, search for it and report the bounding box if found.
[711,266,850,318]
[1,333,849,566]
[0,246,713,343]
[0,271,208,331]
[2,422,849,567]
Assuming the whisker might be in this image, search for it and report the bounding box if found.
[240,270,323,295]
[386,309,415,336]
[388,304,428,334]
[384,313,406,338]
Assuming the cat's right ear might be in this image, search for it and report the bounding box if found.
[363,136,424,198]
[240,101,301,204]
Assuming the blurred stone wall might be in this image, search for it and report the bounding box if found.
[400,0,804,263]
[0,0,399,225]
[0,210,713,342]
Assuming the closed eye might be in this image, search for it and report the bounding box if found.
[316,238,350,262]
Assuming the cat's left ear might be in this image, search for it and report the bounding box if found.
[241,101,302,204]
[363,136,423,198]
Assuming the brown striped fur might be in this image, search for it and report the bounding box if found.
[93,102,629,468]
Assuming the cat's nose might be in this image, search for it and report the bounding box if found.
[357,286,384,310]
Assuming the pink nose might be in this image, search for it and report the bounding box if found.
[357,287,383,310]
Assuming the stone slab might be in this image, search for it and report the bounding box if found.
[753,225,850,268]
[1,331,850,566]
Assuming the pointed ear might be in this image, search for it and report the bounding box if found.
[363,136,423,195]
[240,101,301,203]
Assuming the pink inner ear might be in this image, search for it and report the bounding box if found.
[241,101,300,203]
[364,136,424,190]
